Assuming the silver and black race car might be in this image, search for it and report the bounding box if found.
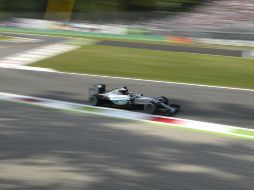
[88,84,180,115]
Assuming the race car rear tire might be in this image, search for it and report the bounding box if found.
[89,95,101,106]
[144,103,157,114]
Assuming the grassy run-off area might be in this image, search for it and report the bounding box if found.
[32,45,254,89]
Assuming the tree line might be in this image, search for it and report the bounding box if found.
[0,0,203,12]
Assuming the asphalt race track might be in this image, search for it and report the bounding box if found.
[97,40,243,57]
[0,101,253,190]
[0,68,254,129]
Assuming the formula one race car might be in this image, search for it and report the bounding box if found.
[88,84,180,115]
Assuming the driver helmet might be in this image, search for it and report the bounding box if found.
[119,86,128,95]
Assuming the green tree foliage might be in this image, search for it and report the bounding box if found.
[0,0,47,12]
[0,0,203,12]
[0,0,203,20]
[73,0,203,12]
[0,0,47,19]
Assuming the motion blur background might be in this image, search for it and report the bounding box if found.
[1,0,254,39]
[1,1,254,189]
[0,0,205,21]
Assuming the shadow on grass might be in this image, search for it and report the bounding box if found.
[0,101,253,190]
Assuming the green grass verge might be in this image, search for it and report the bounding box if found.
[32,45,254,89]
[150,122,254,140]
[0,35,11,40]
[233,129,254,137]
[79,106,101,112]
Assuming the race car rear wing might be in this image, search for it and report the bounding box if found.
[89,84,106,95]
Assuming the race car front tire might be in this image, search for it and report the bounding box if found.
[144,103,157,114]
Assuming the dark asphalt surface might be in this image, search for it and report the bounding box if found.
[0,68,253,129]
[0,101,253,190]
[97,40,243,57]
[0,32,66,58]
